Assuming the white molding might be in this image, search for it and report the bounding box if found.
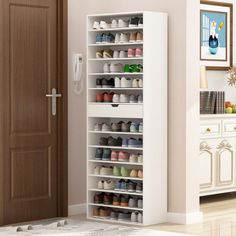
[68,204,86,216]
[167,211,203,224]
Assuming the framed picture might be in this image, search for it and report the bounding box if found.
[200,1,233,70]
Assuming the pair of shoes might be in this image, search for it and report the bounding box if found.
[129,17,143,28]
[96,92,114,103]
[96,78,114,88]
[98,179,115,190]
[113,50,127,58]
[94,166,113,176]
[128,197,143,208]
[113,166,131,177]
[96,49,113,58]
[111,151,129,162]
[122,138,143,148]
[115,77,143,88]
[95,148,111,161]
[94,123,111,132]
[103,63,123,73]
[99,136,123,146]
[129,153,143,163]
[111,121,131,132]
[131,212,143,223]
[114,179,142,192]
[128,48,143,58]
[130,169,143,178]
[111,18,129,28]
[93,207,110,218]
[94,193,113,205]
[96,33,115,44]
[124,64,143,73]
[130,122,143,133]
[112,94,143,103]
[114,77,132,88]
[93,21,111,29]
[129,32,143,42]
[132,78,143,88]
[112,194,129,206]
[114,33,129,43]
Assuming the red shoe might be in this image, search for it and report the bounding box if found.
[96,93,104,102]
[104,92,114,103]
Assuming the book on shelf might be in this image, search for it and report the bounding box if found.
[200,91,225,114]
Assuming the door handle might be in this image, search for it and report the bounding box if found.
[46,88,62,116]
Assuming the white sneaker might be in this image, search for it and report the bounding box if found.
[103,63,110,73]
[120,33,129,43]
[119,50,127,58]
[138,212,143,223]
[115,77,121,88]
[132,79,139,88]
[121,77,132,88]
[98,180,104,189]
[115,33,120,43]
[93,21,100,29]
[118,19,128,28]
[102,123,111,131]
[131,212,138,222]
[100,21,110,29]
[110,63,122,73]
[104,180,115,190]
[120,94,129,103]
[111,19,118,28]
[138,154,143,163]
[138,79,143,88]
[112,94,120,103]
[113,50,119,58]
[94,166,101,175]
[129,154,138,163]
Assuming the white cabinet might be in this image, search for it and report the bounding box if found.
[86,12,168,226]
[200,115,236,196]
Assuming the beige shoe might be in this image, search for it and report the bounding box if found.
[129,32,137,42]
[130,169,138,178]
[136,32,143,42]
[138,169,143,178]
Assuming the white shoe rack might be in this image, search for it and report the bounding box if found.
[86,11,168,226]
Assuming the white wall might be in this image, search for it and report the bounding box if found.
[68,0,200,221]
[206,0,236,102]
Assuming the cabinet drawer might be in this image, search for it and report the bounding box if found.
[200,121,221,138]
[87,104,143,118]
[223,120,236,137]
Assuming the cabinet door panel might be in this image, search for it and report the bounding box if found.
[216,140,234,186]
[200,142,214,189]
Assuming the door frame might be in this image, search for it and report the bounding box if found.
[0,0,68,224]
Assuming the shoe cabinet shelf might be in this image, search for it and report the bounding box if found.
[87,11,167,226]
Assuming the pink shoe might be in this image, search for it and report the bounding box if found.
[128,48,135,58]
[135,48,143,58]
[118,151,129,162]
[111,151,118,161]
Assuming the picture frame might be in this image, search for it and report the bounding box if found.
[200,1,233,70]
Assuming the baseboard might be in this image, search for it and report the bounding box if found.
[167,211,203,224]
[68,203,86,216]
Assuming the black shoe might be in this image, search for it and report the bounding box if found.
[99,137,108,146]
[102,78,112,88]
[127,181,136,192]
[138,17,143,27]
[129,17,140,27]
[108,78,115,87]
[96,78,102,88]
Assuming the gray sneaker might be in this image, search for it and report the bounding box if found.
[94,123,102,131]
[138,94,143,103]
[137,198,143,208]
[118,212,130,221]
[129,94,137,103]
[128,197,137,208]
[110,211,118,220]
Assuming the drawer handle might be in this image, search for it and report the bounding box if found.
[111,104,119,107]
[234,127,236,130]
[206,128,211,132]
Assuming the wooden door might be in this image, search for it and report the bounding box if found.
[0,0,68,224]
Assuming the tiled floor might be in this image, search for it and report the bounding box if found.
[149,193,236,236]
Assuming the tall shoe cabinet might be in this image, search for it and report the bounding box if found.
[86,12,168,226]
